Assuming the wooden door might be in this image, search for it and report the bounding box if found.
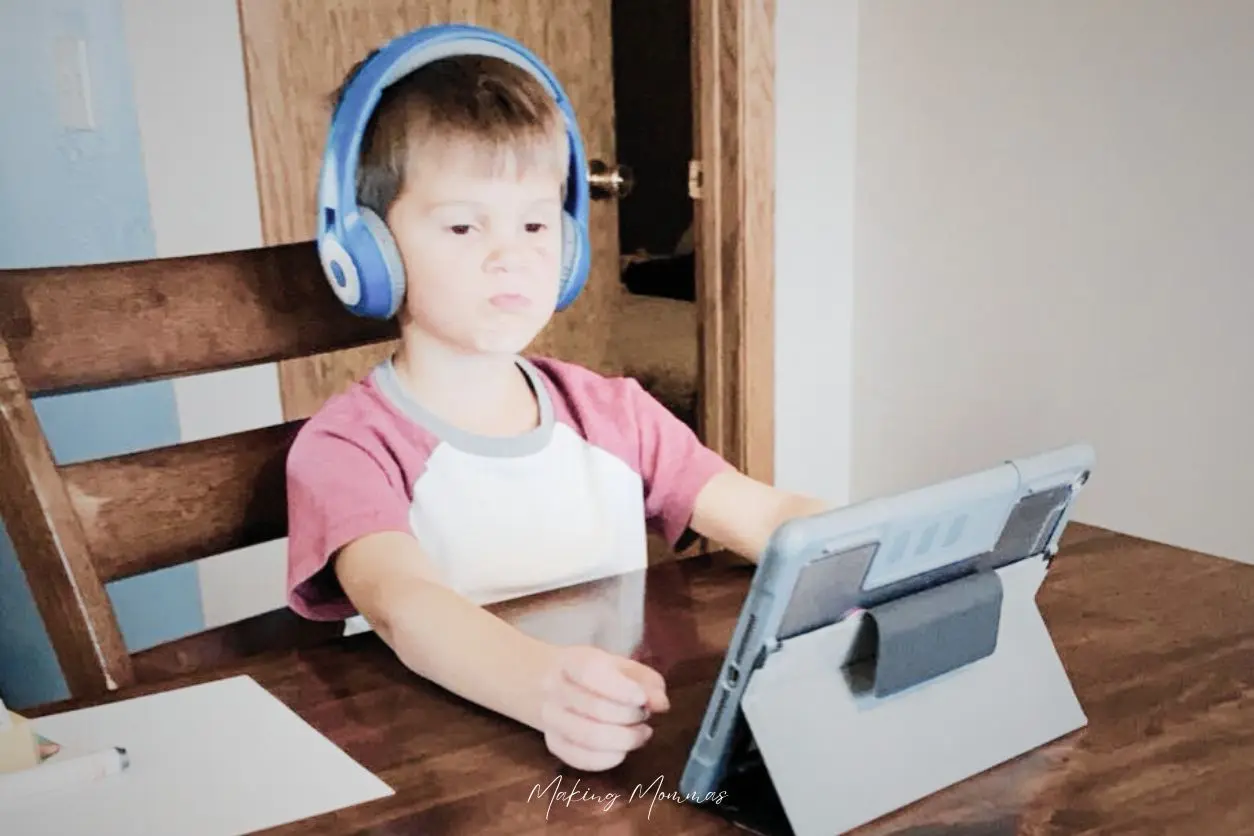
[236,0,627,419]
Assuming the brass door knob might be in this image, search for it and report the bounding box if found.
[588,159,634,200]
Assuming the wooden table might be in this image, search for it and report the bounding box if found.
[28,523,1254,834]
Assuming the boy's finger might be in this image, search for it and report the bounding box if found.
[619,658,670,712]
[546,705,653,754]
[562,649,648,706]
[560,675,652,725]
[546,732,632,773]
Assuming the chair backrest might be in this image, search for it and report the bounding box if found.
[0,242,397,700]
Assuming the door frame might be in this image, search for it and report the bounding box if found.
[692,0,775,483]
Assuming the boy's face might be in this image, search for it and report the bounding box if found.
[385,145,566,357]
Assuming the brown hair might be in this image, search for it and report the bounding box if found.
[331,51,569,219]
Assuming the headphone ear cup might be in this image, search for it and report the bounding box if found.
[555,210,589,311]
[318,233,363,309]
[358,208,407,318]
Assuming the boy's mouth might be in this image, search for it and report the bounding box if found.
[490,293,532,311]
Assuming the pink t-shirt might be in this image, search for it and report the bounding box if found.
[285,355,731,621]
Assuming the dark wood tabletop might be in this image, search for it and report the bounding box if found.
[27,523,1254,834]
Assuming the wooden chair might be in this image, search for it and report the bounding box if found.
[0,242,397,700]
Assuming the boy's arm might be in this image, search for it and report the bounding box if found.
[689,469,831,563]
[332,530,562,732]
[625,378,829,564]
[333,531,668,773]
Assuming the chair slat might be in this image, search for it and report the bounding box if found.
[61,421,305,582]
[0,243,397,395]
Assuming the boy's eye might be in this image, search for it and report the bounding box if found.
[448,224,472,235]
[525,222,546,233]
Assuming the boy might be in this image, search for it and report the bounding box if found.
[285,50,827,772]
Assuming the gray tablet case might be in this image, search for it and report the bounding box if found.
[678,443,1094,835]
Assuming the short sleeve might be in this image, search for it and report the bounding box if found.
[285,425,415,621]
[630,380,733,545]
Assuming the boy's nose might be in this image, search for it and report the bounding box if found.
[484,236,533,271]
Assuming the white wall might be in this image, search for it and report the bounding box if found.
[122,0,290,626]
[851,0,1254,563]
[773,0,858,507]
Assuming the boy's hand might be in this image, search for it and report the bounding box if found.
[538,644,670,772]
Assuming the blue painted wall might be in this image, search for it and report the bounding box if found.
[0,0,205,709]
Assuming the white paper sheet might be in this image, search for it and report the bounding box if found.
[5,675,393,835]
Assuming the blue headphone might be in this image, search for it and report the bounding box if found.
[316,24,592,319]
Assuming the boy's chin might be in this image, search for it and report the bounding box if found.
[465,328,545,357]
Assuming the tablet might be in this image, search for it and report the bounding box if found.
[677,442,1095,806]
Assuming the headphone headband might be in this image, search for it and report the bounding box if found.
[316,25,592,319]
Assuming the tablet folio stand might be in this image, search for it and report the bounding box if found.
[726,552,1084,836]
